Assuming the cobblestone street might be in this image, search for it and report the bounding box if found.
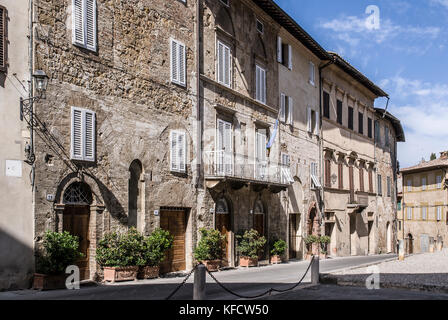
[322,249,448,293]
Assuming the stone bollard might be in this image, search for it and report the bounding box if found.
[193,264,206,300]
[311,256,320,285]
[398,240,405,261]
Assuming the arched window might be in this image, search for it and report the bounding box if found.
[63,182,93,205]
[128,160,143,229]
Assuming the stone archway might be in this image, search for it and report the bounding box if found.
[53,175,105,281]
[307,202,320,255]
[128,160,145,232]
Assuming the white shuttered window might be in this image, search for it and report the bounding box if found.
[72,0,97,52]
[171,39,186,86]
[217,40,231,87]
[170,130,187,173]
[287,96,293,125]
[255,65,266,104]
[280,94,286,122]
[71,107,96,162]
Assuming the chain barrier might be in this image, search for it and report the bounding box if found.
[165,264,199,300]
[165,256,315,300]
[206,256,315,299]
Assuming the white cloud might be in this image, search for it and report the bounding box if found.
[431,0,448,8]
[381,76,448,167]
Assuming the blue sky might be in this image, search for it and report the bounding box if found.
[275,0,448,168]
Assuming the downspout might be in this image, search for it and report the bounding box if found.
[318,59,334,226]
[195,0,202,189]
[29,0,34,188]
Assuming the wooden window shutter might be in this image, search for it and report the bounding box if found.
[72,0,84,46]
[178,42,186,86]
[84,110,95,162]
[288,96,294,125]
[71,107,83,160]
[307,107,312,132]
[171,39,179,83]
[288,45,292,70]
[0,6,6,72]
[314,110,319,135]
[170,131,178,171]
[178,132,186,172]
[217,42,224,84]
[325,159,331,188]
[277,36,282,63]
[224,44,230,86]
[85,0,97,51]
[280,94,286,122]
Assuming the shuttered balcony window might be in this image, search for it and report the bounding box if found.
[170,39,186,87]
[71,107,96,162]
[0,6,6,72]
[72,0,97,52]
[170,130,187,173]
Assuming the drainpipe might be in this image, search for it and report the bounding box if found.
[29,0,34,188]
[195,0,202,190]
[318,59,334,228]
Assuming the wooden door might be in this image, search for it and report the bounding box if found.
[289,214,298,259]
[216,213,231,266]
[63,206,90,280]
[160,210,186,273]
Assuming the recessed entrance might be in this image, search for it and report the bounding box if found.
[289,214,300,259]
[62,182,93,280]
[160,209,187,273]
[215,198,231,266]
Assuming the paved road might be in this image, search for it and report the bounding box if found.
[0,254,396,300]
[261,284,448,300]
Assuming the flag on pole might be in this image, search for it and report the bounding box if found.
[267,119,279,149]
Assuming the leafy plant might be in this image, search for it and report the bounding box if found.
[36,231,84,275]
[270,238,287,256]
[194,228,226,262]
[141,228,174,267]
[96,228,145,268]
[236,229,267,259]
[304,235,320,245]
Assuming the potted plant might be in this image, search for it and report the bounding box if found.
[33,231,83,290]
[194,228,226,272]
[138,228,173,279]
[96,228,143,283]
[304,235,319,260]
[236,229,267,267]
[269,238,287,264]
[319,236,331,259]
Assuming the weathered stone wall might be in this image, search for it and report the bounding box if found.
[33,0,199,277]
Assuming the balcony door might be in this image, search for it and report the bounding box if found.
[217,119,233,176]
[256,128,267,180]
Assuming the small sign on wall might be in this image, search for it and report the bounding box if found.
[5,160,22,177]
[154,210,159,216]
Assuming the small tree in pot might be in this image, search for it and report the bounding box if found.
[269,238,287,264]
[304,235,319,260]
[236,229,267,267]
[96,228,144,283]
[194,228,226,272]
[319,236,331,259]
[34,231,83,290]
[138,228,173,279]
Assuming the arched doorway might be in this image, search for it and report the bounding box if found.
[215,198,231,266]
[386,222,392,253]
[62,182,93,280]
[128,160,144,232]
[307,203,320,255]
[407,233,414,254]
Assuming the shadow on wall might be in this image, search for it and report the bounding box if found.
[0,227,34,291]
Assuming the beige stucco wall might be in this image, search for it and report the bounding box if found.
[400,169,448,253]
[0,0,34,290]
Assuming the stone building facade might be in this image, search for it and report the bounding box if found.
[320,53,405,257]
[0,0,35,290]
[399,153,448,254]
[1,0,406,287]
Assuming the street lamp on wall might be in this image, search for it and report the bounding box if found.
[20,70,49,165]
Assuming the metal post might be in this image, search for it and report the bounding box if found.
[311,256,320,285]
[193,264,206,300]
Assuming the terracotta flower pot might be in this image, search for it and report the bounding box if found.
[270,255,282,264]
[239,257,258,267]
[33,273,67,291]
[137,266,160,280]
[202,260,221,272]
[103,266,138,283]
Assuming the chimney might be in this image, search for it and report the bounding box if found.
[440,151,448,160]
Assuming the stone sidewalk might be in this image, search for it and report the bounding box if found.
[321,249,448,293]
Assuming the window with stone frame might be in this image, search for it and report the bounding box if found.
[348,106,354,130]
[358,112,364,135]
[368,117,373,139]
[72,0,97,52]
[337,99,343,125]
[323,91,330,119]
[217,39,232,87]
[325,158,331,188]
[255,64,266,104]
[377,174,382,196]
[277,36,292,70]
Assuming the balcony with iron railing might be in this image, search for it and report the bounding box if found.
[204,151,293,189]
